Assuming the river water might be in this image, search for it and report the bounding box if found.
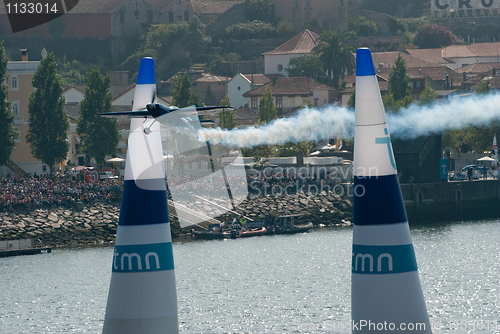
[1,220,499,333]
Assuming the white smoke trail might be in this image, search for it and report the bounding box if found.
[198,106,354,148]
[387,92,500,139]
[197,93,500,148]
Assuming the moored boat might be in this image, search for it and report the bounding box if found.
[191,229,231,240]
[239,226,267,238]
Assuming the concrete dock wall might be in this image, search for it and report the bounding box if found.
[401,180,500,223]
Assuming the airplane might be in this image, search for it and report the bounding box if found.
[100,102,233,134]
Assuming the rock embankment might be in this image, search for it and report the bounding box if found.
[213,192,353,227]
[0,203,120,248]
[0,193,353,247]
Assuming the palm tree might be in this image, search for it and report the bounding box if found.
[311,30,357,88]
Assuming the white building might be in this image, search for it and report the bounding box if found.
[263,29,319,77]
[227,73,280,108]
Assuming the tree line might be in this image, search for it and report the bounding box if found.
[0,42,120,172]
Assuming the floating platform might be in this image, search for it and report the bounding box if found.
[0,247,51,258]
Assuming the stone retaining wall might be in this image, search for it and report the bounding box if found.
[0,192,354,247]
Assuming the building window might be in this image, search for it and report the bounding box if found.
[12,101,19,115]
[305,0,311,8]
[340,0,344,7]
[251,97,258,109]
[134,10,139,17]
[237,86,241,90]
[415,80,422,89]
[11,75,18,90]
[169,11,174,22]
[276,96,283,109]
[184,11,189,21]
[277,64,283,72]
[148,11,153,22]
[13,125,20,143]
[120,11,125,23]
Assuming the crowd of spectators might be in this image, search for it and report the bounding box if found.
[0,173,123,212]
[165,169,347,198]
[1,168,348,213]
[247,170,345,196]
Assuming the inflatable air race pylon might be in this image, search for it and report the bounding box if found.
[102,58,179,334]
[351,48,431,333]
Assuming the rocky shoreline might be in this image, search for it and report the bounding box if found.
[0,192,353,248]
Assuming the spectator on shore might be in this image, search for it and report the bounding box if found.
[0,173,123,212]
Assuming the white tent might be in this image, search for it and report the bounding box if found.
[477,156,496,162]
[107,157,125,163]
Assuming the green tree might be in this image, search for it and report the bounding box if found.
[124,18,210,76]
[349,16,379,36]
[277,141,314,157]
[413,24,454,49]
[383,54,413,112]
[0,42,16,166]
[388,54,412,101]
[386,15,408,35]
[347,90,355,109]
[276,20,294,37]
[450,80,496,153]
[245,0,274,22]
[77,69,120,166]
[419,85,438,105]
[285,55,325,79]
[58,59,98,85]
[217,96,236,130]
[258,87,277,123]
[171,72,203,108]
[225,20,275,40]
[26,53,69,170]
[311,30,357,88]
[241,87,278,165]
[475,80,489,94]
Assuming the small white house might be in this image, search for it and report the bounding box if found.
[63,85,85,104]
[263,29,319,76]
[227,73,279,108]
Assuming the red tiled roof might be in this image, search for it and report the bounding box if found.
[454,62,500,74]
[191,0,244,14]
[112,83,136,100]
[367,51,442,71]
[440,45,476,58]
[240,74,281,85]
[406,48,451,65]
[408,42,500,63]
[243,77,332,97]
[194,73,228,83]
[146,0,176,12]
[406,67,461,81]
[63,85,84,94]
[263,29,319,55]
[467,42,500,57]
[233,107,259,126]
[487,76,500,89]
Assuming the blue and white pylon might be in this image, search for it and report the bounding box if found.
[102,58,179,334]
[351,48,431,333]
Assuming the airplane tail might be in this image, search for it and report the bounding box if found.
[102,58,179,334]
[351,48,432,333]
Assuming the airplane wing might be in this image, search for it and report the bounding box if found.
[100,110,150,118]
[100,105,233,119]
